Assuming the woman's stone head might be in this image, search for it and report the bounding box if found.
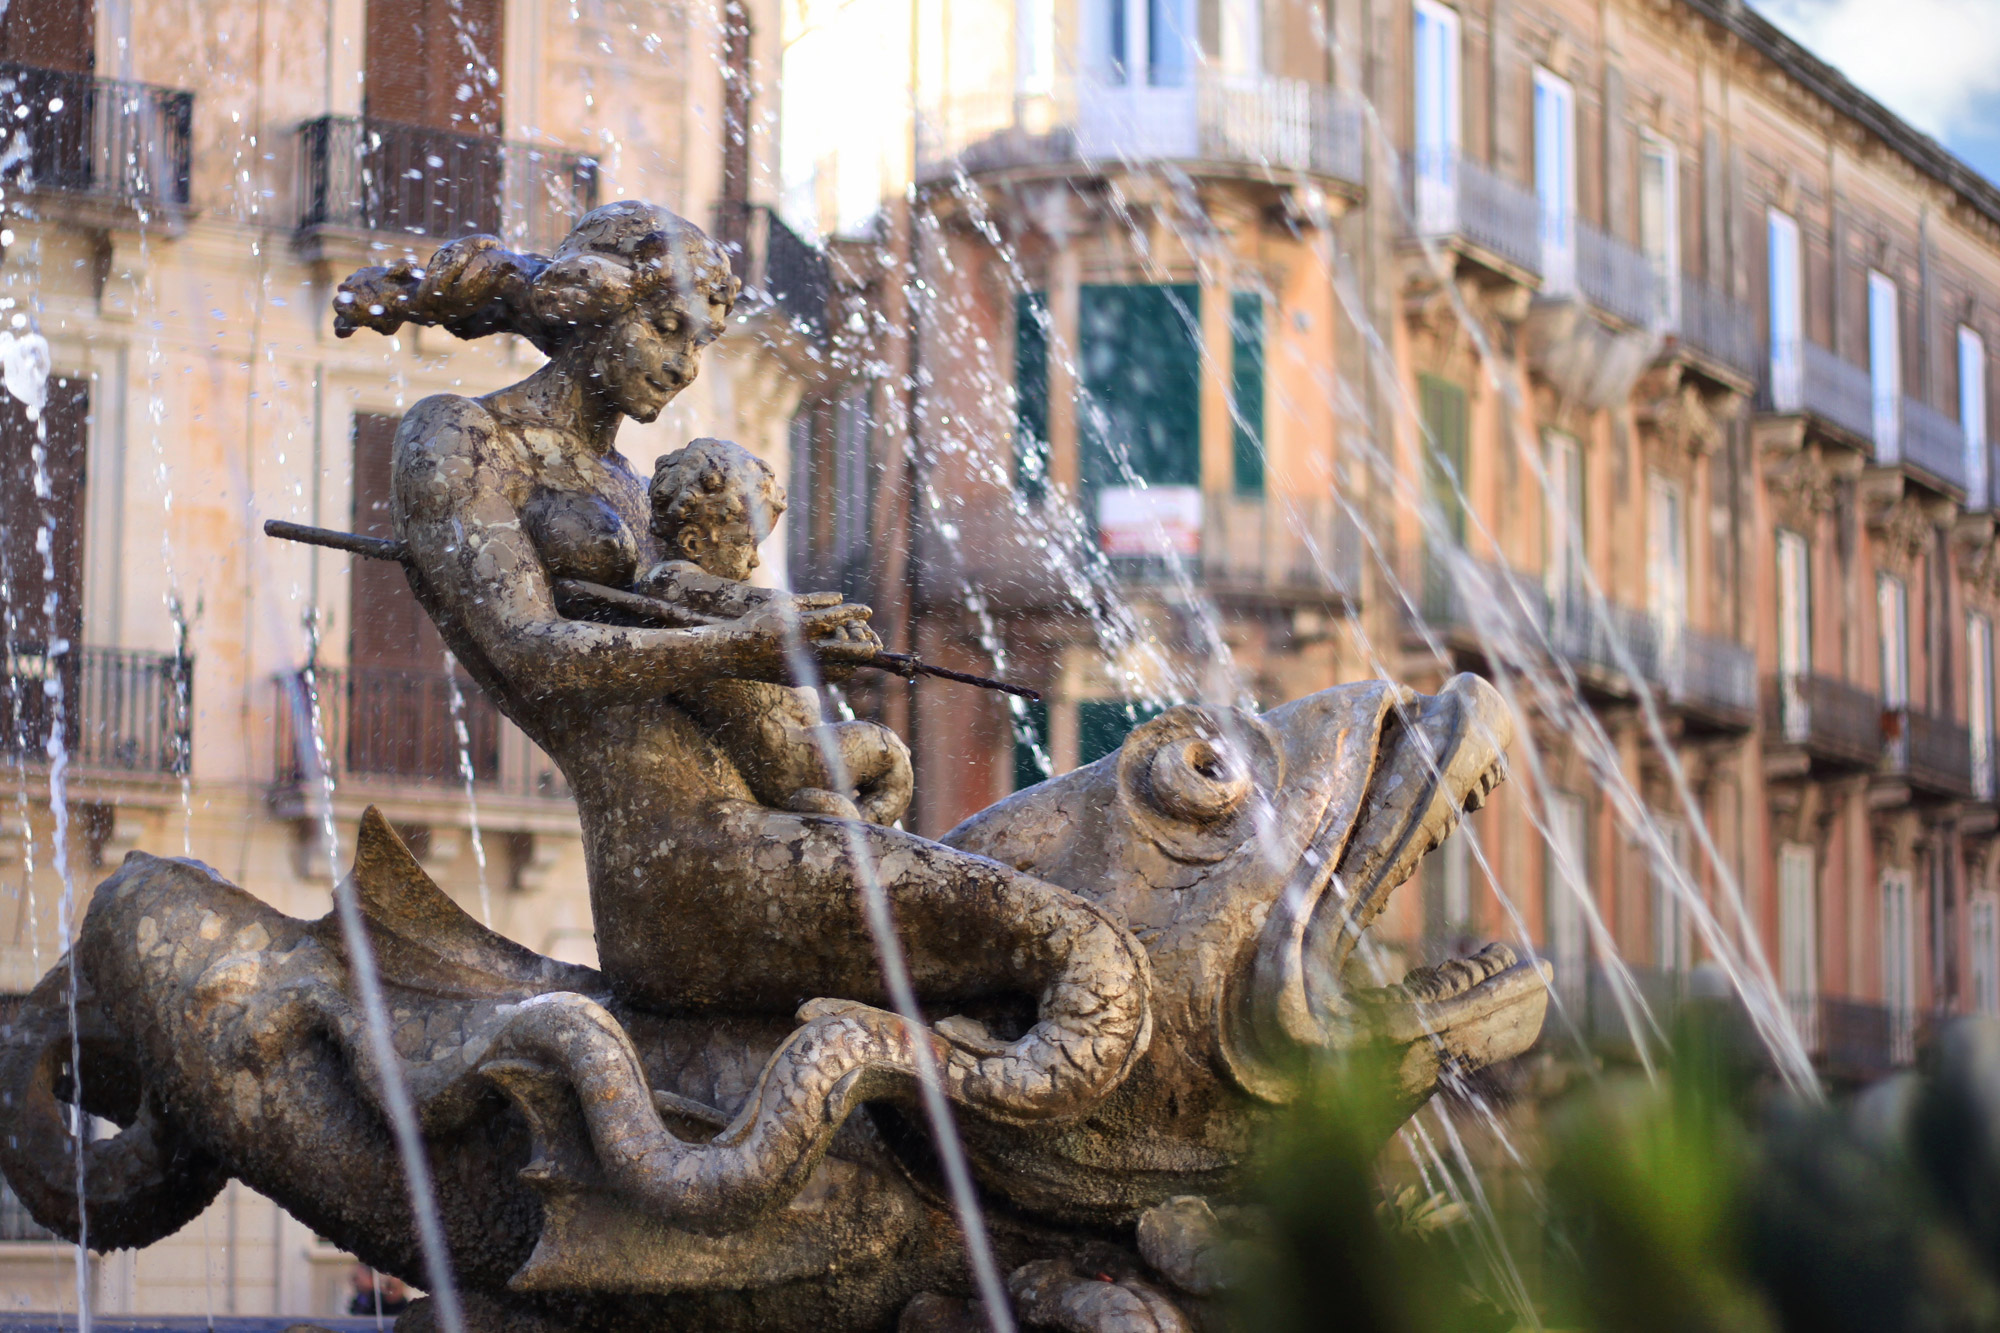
[649,438,785,582]
[333,201,740,423]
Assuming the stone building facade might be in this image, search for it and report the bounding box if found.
[800,0,2000,1085]
[0,0,816,1316]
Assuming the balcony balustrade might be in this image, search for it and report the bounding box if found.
[0,61,192,210]
[1,645,193,777]
[1883,705,1976,798]
[1763,341,1876,447]
[272,664,569,803]
[916,72,1364,187]
[1901,397,1969,495]
[297,115,600,253]
[1403,151,1543,280]
[1765,671,1884,768]
[1664,627,1758,729]
[1670,275,1762,382]
[1575,221,1658,330]
[728,204,829,339]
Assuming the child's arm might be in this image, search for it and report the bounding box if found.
[634,559,784,618]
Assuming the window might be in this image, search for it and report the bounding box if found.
[1533,67,1577,293]
[1962,326,1988,507]
[1077,700,1164,766]
[1012,695,1051,791]
[1412,0,1461,234]
[1776,529,1811,740]
[1973,892,2000,1016]
[347,412,499,784]
[1544,431,1585,613]
[791,387,876,595]
[1869,270,1902,460]
[1647,475,1686,684]
[1779,843,1818,1042]
[1016,0,1055,95]
[1879,573,1910,710]
[1219,0,1260,75]
[1653,817,1693,974]
[1883,869,1916,1062]
[1080,284,1203,558]
[1638,135,1680,329]
[1230,292,1266,496]
[1014,291,1050,501]
[1971,612,1994,799]
[1147,0,1193,86]
[1768,211,1803,411]
[1419,376,1468,546]
[1545,791,1589,1003]
[362,0,506,235]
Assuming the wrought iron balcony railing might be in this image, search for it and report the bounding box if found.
[0,61,193,209]
[728,205,829,339]
[917,73,1364,186]
[1764,671,1884,768]
[273,664,570,801]
[1,644,193,777]
[1762,340,1876,446]
[1575,220,1658,330]
[1670,275,1761,382]
[1402,151,1543,279]
[1902,397,1969,495]
[1883,705,1976,798]
[1663,627,1758,728]
[297,115,599,253]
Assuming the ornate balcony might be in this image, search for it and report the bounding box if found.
[1668,275,1761,384]
[271,664,572,820]
[1575,221,1657,330]
[1662,628,1758,730]
[1883,705,1976,799]
[917,73,1364,189]
[1402,151,1542,281]
[1762,341,1875,448]
[296,115,599,255]
[1901,397,1969,497]
[0,645,193,778]
[729,204,829,339]
[1764,671,1884,768]
[0,61,192,214]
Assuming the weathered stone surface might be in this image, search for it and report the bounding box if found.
[0,203,1548,1332]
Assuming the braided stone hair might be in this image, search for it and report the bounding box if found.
[332,201,740,356]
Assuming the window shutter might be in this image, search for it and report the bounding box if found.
[0,0,93,72]
[1418,375,1467,545]
[1230,291,1265,496]
[365,0,504,134]
[1078,283,1201,490]
[1015,291,1050,501]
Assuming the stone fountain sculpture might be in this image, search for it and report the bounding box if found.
[0,203,1549,1333]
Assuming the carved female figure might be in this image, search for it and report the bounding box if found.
[332,202,1152,1212]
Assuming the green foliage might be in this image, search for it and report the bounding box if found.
[1228,1018,2000,1333]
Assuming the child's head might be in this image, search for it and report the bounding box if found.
[649,437,785,581]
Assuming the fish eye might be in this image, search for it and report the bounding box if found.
[1144,736,1250,824]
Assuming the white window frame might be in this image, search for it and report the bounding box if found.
[1879,572,1910,711]
[1883,869,1917,1062]
[1219,0,1261,76]
[1647,473,1686,690]
[1972,611,1994,800]
[1546,791,1589,1004]
[1412,0,1461,235]
[1653,817,1693,974]
[1768,210,1803,412]
[1638,133,1680,331]
[1792,836,1824,1000]
[1776,529,1812,740]
[1962,326,1988,509]
[1016,0,1056,94]
[1973,891,2000,1016]
[1870,269,1902,460]
[1533,66,1577,294]
[1545,430,1585,613]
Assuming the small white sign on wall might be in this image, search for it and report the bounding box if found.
[1097,484,1202,558]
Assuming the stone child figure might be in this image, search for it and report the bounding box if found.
[638,437,912,824]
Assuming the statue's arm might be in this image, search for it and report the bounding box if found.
[394,405,873,704]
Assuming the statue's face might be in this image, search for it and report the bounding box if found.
[594,288,730,424]
[678,485,783,582]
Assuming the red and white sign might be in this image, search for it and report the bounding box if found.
[1096,485,1202,558]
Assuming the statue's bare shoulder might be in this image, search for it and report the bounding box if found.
[392,393,519,529]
